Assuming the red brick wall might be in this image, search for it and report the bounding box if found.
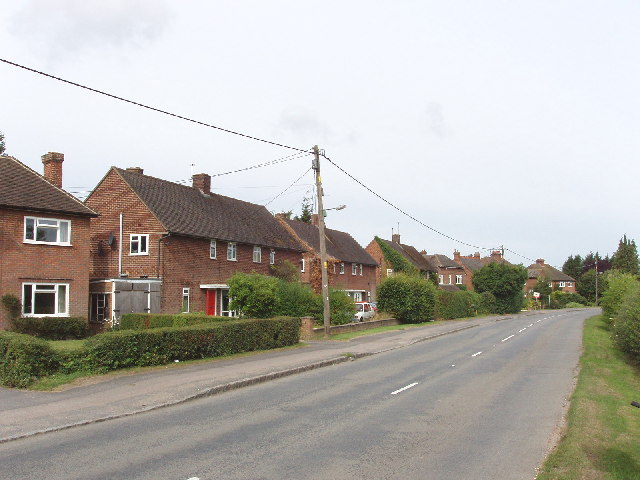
[0,208,91,328]
[365,240,391,285]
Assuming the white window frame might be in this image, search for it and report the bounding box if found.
[340,263,345,275]
[352,263,357,275]
[439,275,444,285]
[227,242,237,261]
[22,282,69,317]
[559,281,566,288]
[182,288,190,313]
[210,240,217,259]
[300,258,306,272]
[130,234,149,255]
[270,249,275,265]
[386,268,394,277]
[359,264,363,276]
[24,216,71,245]
[253,246,262,263]
[568,281,573,287]
[456,274,463,285]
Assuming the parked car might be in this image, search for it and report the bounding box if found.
[354,302,376,322]
[369,302,377,312]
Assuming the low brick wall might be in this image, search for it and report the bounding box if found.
[311,317,401,336]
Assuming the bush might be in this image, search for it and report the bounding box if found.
[550,291,588,309]
[82,317,301,372]
[0,331,60,387]
[479,291,497,314]
[613,283,640,360]
[472,263,528,314]
[1,294,22,322]
[11,317,88,340]
[378,274,436,323]
[317,289,357,326]
[228,273,279,318]
[435,290,482,319]
[600,271,639,323]
[565,302,585,308]
[118,313,231,330]
[275,280,317,318]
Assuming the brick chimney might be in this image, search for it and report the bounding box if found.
[474,252,481,259]
[536,258,545,265]
[192,173,211,194]
[392,233,401,244]
[125,167,144,174]
[42,152,64,188]
[491,250,503,260]
[453,250,460,261]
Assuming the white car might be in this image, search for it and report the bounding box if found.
[354,302,376,322]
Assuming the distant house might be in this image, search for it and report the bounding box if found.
[279,216,378,302]
[0,153,97,329]
[423,253,466,290]
[85,167,305,322]
[525,259,576,294]
[365,234,436,283]
[452,250,512,291]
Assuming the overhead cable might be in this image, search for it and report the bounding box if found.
[264,168,312,207]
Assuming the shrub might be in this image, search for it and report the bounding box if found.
[378,274,436,323]
[82,317,301,372]
[472,263,528,314]
[600,271,639,323]
[228,273,279,318]
[565,302,585,308]
[118,313,231,330]
[0,331,60,387]
[479,291,497,314]
[324,289,357,326]
[275,280,317,318]
[1,294,22,322]
[613,283,640,360]
[11,317,88,340]
[550,291,588,309]
[435,290,482,319]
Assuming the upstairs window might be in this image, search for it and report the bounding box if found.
[270,249,275,265]
[300,259,306,272]
[253,246,262,263]
[559,281,566,288]
[352,263,358,275]
[130,234,149,255]
[210,240,217,259]
[227,242,237,261]
[340,263,345,275]
[439,275,444,284]
[359,264,363,276]
[456,275,463,285]
[24,217,70,245]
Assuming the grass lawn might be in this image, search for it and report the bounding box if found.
[536,315,640,479]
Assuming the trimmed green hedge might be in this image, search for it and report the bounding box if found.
[11,316,88,340]
[84,317,301,372]
[435,290,483,319]
[118,313,232,330]
[0,331,60,387]
[613,283,640,361]
[378,274,436,323]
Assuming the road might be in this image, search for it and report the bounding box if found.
[0,309,586,480]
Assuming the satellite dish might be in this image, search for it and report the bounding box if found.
[108,232,115,246]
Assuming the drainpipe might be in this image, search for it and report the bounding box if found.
[118,213,123,276]
[157,233,170,279]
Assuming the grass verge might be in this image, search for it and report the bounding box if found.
[536,315,640,479]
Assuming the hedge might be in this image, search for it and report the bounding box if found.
[0,331,60,387]
[83,317,301,372]
[435,290,483,320]
[378,274,436,323]
[11,316,88,340]
[613,283,640,361]
[118,313,232,330]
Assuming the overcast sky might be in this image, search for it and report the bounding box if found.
[2,1,638,268]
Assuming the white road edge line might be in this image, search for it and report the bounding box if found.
[472,351,483,357]
[391,382,419,395]
[502,335,515,342]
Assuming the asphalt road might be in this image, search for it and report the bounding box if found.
[0,309,586,480]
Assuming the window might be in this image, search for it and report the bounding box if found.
[456,274,463,285]
[568,281,573,287]
[253,246,262,263]
[182,288,190,313]
[352,263,357,275]
[359,264,363,276]
[270,249,275,265]
[386,268,394,277]
[130,234,149,255]
[300,259,306,272]
[559,281,566,288]
[210,240,217,259]
[340,263,345,275]
[439,275,444,285]
[24,216,70,245]
[227,242,237,261]
[448,275,452,285]
[22,283,68,316]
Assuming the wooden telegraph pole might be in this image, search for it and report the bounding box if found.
[312,146,331,335]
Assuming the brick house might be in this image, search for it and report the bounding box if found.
[0,153,97,329]
[85,167,305,322]
[452,250,513,291]
[423,253,466,290]
[365,234,436,283]
[525,259,577,294]
[279,216,378,302]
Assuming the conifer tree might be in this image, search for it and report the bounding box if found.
[611,234,639,275]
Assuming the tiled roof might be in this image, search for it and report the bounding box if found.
[379,239,436,272]
[113,168,304,251]
[283,219,377,265]
[457,257,486,271]
[0,155,97,217]
[527,263,576,282]
[426,254,463,269]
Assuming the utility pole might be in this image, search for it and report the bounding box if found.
[312,145,331,335]
[595,258,599,306]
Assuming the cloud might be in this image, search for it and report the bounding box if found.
[9,0,172,58]
[275,107,357,146]
[425,101,447,138]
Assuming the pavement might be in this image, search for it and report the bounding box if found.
[0,314,520,443]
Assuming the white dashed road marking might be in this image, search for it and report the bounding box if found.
[391,383,419,395]
[502,335,515,342]
[471,351,483,357]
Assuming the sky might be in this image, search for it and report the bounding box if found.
[2,0,638,269]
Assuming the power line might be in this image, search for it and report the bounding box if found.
[0,57,310,154]
[210,151,311,177]
[264,168,312,207]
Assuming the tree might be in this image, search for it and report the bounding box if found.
[562,255,583,280]
[611,235,639,276]
[472,263,528,314]
[293,196,313,223]
[576,269,600,304]
[533,276,553,306]
[0,131,5,155]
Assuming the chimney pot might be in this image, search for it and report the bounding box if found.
[536,258,545,265]
[125,167,144,174]
[192,173,211,194]
[41,152,64,188]
[453,250,460,261]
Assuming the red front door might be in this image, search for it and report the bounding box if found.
[205,290,216,316]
